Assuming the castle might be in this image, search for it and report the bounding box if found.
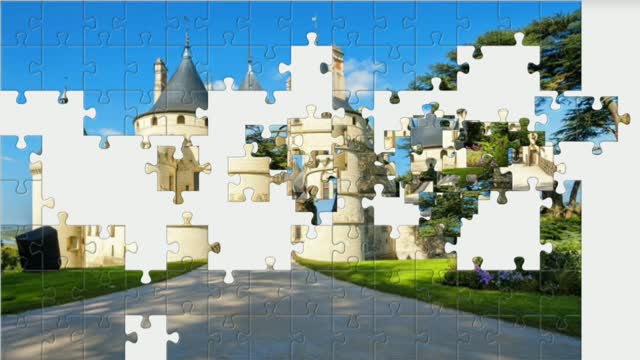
[31,35,470,268]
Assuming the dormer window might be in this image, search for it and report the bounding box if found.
[177,115,185,125]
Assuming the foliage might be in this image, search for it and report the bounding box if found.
[461,121,485,146]
[419,217,460,237]
[1,260,208,315]
[480,134,510,167]
[410,10,581,92]
[395,171,413,185]
[466,149,484,167]
[418,166,437,182]
[442,265,539,292]
[552,97,617,142]
[245,125,288,170]
[441,167,485,187]
[540,214,581,243]
[297,257,581,337]
[541,239,582,271]
[1,246,21,271]
[443,266,578,296]
[419,193,477,238]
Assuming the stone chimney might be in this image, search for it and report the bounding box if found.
[154,58,167,103]
[332,46,347,100]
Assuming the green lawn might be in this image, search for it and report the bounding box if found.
[442,167,485,186]
[296,257,581,338]
[1,260,207,315]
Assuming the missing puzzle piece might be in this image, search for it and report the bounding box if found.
[125,315,179,360]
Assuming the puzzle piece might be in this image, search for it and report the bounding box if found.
[228,143,272,202]
[0,2,625,359]
[535,95,631,154]
[145,142,211,204]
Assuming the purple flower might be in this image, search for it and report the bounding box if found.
[479,271,493,285]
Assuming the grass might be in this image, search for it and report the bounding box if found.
[465,150,485,167]
[1,259,207,315]
[296,257,581,338]
[442,167,485,186]
[541,213,581,242]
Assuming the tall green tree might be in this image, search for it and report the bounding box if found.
[410,10,581,92]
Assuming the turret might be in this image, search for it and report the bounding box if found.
[154,58,167,103]
[239,50,263,91]
[331,46,347,101]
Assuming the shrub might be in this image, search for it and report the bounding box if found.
[443,268,481,289]
[542,240,581,271]
[441,267,580,296]
[557,270,581,296]
[1,246,22,271]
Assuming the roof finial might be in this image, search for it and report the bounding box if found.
[183,32,192,59]
[248,46,253,72]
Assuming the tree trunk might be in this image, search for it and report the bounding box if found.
[542,181,565,217]
[568,180,581,209]
[564,180,581,218]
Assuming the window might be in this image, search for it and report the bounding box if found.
[67,236,80,251]
[109,226,116,238]
[322,181,330,200]
[177,115,185,125]
[151,116,158,126]
[111,245,115,257]
[169,175,173,190]
[204,117,208,127]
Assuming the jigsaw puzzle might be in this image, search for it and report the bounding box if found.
[1,1,637,359]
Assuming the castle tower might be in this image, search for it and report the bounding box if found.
[331,46,347,101]
[288,45,395,262]
[154,58,167,103]
[239,50,263,91]
[133,33,209,203]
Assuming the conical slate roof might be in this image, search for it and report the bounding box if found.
[238,58,263,91]
[147,37,208,114]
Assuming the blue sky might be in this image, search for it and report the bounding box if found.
[0,1,580,225]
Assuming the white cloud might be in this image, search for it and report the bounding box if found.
[1,156,15,162]
[211,80,227,90]
[343,58,386,93]
[96,128,122,136]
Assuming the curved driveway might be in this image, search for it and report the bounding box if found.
[2,264,580,359]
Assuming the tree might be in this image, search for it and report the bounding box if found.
[552,97,617,143]
[550,97,619,216]
[461,121,485,147]
[481,135,510,167]
[541,181,567,217]
[245,125,288,170]
[410,11,581,92]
